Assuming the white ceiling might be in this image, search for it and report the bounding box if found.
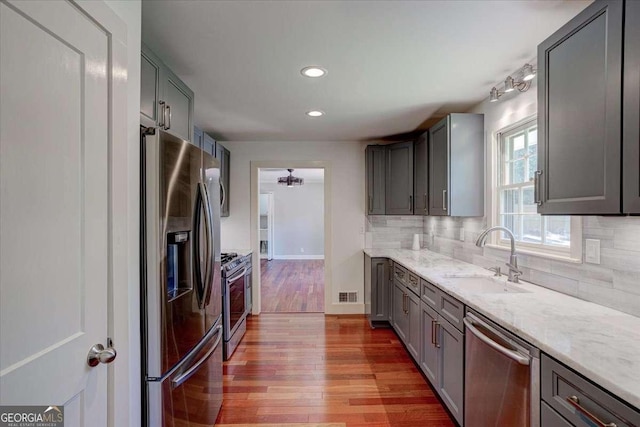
[142,0,590,142]
[260,168,325,184]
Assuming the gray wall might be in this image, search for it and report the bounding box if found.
[260,182,324,258]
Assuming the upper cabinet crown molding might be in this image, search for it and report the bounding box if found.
[537,0,639,215]
[140,43,194,143]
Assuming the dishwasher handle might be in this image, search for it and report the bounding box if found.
[463,317,530,365]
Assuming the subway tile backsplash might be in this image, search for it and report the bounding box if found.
[419,216,640,317]
[365,215,423,249]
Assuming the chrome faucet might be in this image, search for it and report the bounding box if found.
[475,226,522,283]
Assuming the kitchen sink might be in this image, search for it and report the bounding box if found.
[445,276,531,294]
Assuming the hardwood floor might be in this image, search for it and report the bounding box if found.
[216,313,455,427]
[260,260,324,313]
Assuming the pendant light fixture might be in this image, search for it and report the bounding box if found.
[277,169,304,187]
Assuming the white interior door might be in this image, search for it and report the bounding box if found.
[0,0,116,423]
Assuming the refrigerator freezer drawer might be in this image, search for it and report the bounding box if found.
[147,323,223,426]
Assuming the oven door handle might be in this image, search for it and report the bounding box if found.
[463,317,530,365]
[226,266,248,284]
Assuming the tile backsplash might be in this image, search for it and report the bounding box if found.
[365,215,423,249]
[421,216,640,317]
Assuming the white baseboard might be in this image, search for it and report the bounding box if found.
[273,254,325,260]
[325,303,365,315]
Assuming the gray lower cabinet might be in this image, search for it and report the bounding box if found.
[392,281,408,342]
[428,114,484,217]
[391,280,420,360]
[216,142,230,217]
[420,302,438,385]
[406,289,420,360]
[541,353,640,426]
[418,281,465,426]
[140,43,194,143]
[624,0,640,214]
[364,256,391,326]
[386,141,414,215]
[414,131,429,216]
[366,145,387,215]
[438,317,464,425]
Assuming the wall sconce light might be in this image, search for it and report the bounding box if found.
[489,63,536,102]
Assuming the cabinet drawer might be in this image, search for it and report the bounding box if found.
[421,279,438,309]
[542,354,640,427]
[393,264,408,286]
[407,272,420,295]
[541,401,572,427]
[438,292,464,332]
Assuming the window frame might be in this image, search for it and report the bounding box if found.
[491,116,582,261]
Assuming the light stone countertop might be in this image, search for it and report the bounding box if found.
[364,248,640,409]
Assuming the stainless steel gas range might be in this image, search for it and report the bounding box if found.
[221,252,252,360]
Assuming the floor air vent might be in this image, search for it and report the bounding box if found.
[338,291,358,303]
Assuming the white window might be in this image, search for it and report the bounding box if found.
[496,118,580,258]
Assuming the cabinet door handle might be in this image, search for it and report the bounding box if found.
[158,101,166,127]
[566,396,617,427]
[442,190,447,211]
[534,170,543,206]
[435,322,441,348]
[165,104,171,130]
[423,193,427,214]
[409,195,413,212]
[431,319,437,345]
[368,195,373,213]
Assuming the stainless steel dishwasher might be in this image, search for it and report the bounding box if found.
[464,310,540,427]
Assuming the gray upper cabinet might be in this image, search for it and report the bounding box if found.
[193,126,204,151]
[624,0,640,214]
[364,256,391,326]
[414,132,429,216]
[537,0,623,214]
[140,43,194,143]
[428,114,484,217]
[140,49,160,128]
[366,146,387,215]
[386,141,414,215]
[202,132,215,157]
[216,142,230,217]
[164,69,194,143]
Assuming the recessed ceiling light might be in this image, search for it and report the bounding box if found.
[301,66,327,78]
[306,110,324,117]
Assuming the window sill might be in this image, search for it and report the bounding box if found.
[484,243,582,264]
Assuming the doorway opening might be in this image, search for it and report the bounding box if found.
[258,168,325,313]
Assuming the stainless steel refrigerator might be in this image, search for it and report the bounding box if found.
[141,128,223,426]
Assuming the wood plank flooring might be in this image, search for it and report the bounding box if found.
[216,313,455,427]
[260,260,324,313]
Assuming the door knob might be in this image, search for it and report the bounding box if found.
[87,343,117,367]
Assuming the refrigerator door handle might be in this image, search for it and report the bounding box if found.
[200,182,215,306]
[172,324,222,389]
[193,184,206,308]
